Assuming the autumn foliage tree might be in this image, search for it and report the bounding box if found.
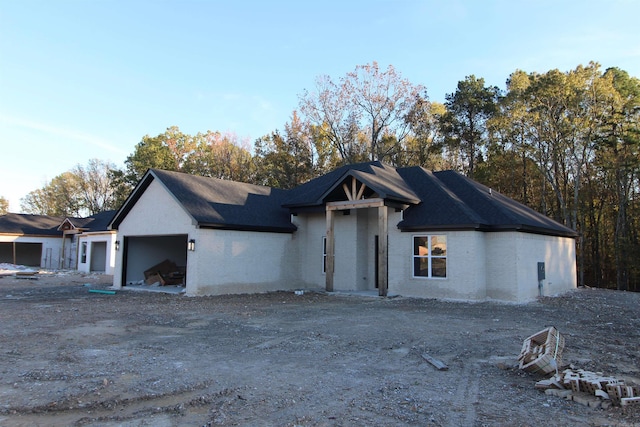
[0,196,9,215]
[72,159,121,215]
[21,172,83,216]
[123,126,195,186]
[254,112,316,189]
[184,130,255,182]
[123,126,254,187]
[299,62,425,164]
[403,99,446,169]
[20,159,123,217]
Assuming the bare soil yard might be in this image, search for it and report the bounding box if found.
[0,271,639,426]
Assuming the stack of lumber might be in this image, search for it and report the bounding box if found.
[14,271,39,280]
[518,326,564,375]
[535,368,640,408]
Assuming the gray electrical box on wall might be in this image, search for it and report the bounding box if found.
[537,262,546,281]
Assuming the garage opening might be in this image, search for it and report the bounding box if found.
[0,243,12,263]
[90,241,107,272]
[122,235,188,288]
[0,242,43,266]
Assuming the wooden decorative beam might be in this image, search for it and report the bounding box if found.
[351,176,357,201]
[342,183,353,201]
[356,181,367,200]
[325,209,334,292]
[341,177,368,201]
[326,198,384,211]
[378,205,388,296]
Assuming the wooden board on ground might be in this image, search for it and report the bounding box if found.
[422,353,448,371]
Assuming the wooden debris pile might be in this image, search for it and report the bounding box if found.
[535,368,640,408]
[518,326,564,375]
[144,259,185,286]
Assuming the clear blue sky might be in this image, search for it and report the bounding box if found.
[1,0,638,213]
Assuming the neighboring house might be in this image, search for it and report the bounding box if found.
[0,211,116,272]
[58,211,117,274]
[109,162,578,302]
[0,213,66,268]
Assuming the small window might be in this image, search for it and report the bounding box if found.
[412,235,447,278]
[322,236,327,273]
[81,242,87,264]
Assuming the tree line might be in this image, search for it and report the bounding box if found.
[7,61,639,292]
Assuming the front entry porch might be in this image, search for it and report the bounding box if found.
[324,196,389,296]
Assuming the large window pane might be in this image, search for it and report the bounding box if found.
[414,257,429,277]
[431,236,447,256]
[414,236,429,256]
[431,258,447,278]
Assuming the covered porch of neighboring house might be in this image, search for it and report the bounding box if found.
[57,211,118,273]
[59,224,81,270]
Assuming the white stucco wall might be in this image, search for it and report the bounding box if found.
[186,227,300,296]
[76,232,117,275]
[0,235,64,269]
[389,229,488,300]
[484,233,518,301]
[480,232,577,302]
[514,233,576,301]
[113,178,301,296]
[291,212,326,289]
[333,212,360,291]
[117,180,197,237]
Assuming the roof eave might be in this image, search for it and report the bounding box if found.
[198,222,297,233]
[398,223,486,232]
[398,222,578,237]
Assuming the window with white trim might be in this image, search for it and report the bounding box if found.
[412,235,447,278]
[81,242,87,264]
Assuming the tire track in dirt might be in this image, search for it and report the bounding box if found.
[445,362,480,427]
[0,382,229,427]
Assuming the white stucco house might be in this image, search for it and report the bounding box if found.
[0,211,116,272]
[59,211,117,274]
[108,162,577,302]
[0,214,66,268]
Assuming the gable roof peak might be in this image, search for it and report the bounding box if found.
[284,161,420,208]
[110,168,296,233]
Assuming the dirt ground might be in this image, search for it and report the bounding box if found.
[0,271,638,427]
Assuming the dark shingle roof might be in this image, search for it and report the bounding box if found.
[396,167,577,237]
[285,162,576,237]
[66,211,117,232]
[0,213,64,236]
[110,164,576,238]
[110,169,296,233]
[284,161,419,208]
